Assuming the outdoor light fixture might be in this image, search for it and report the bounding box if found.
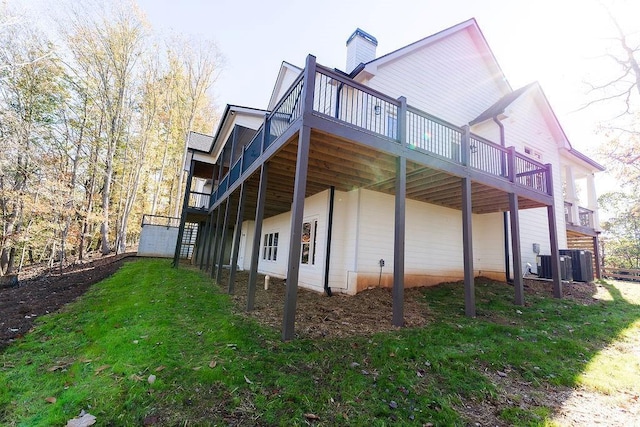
[374,104,381,115]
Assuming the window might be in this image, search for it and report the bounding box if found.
[524,146,543,162]
[262,232,278,261]
[301,219,318,265]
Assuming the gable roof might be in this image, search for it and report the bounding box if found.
[470,82,605,172]
[187,131,214,153]
[267,61,303,110]
[210,104,268,160]
[469,83,536,125]
[354,18,511,93]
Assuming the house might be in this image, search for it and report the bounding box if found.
[173,19,604,340]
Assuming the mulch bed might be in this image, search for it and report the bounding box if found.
[0,252,136,350]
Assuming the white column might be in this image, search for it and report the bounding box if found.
[564,165,579,225]
[586,173,600,231]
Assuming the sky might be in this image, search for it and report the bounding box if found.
[134,0,637,167]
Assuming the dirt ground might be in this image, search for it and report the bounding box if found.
[0,252,135,350]
[2,258,638,425]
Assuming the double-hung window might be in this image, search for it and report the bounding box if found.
[262,232,278,261]
[300,219,318,265]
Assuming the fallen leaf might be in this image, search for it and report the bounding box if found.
[155,365,166,372]
[94,365,110,375]
[66,412,97,427]
[130,374,143,381]
[193,366,202,371]
[148,374,156,384]
[497,371,507,377]
[304,413,320,420]
[45,396,57,404]
[244,375,252,384]
[48,365,64,372]
[389,400,398,409]
[209,360,217,368]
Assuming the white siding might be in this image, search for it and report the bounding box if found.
[473,212,506,277]
[269,67,302,110]
[325,190,358,290]
[354,189,505,289]
[471,91,568,274]
[241,191,330,293]
[366,28,507,125]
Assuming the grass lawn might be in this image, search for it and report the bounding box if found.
[1,259,639,426]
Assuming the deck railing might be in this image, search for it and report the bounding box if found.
[187,191,210,210]
[141,214,180,228]
[579,206,594,228]
[513,153,548,194]
[208,59,553,207]
[406,108,462,162]
[314,67,400,140]
[564,201,573,224]
[268,74,304,147]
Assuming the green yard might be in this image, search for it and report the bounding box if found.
[1,259,639,426]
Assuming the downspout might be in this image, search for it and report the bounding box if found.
[323,186,335,296]
[493,115,512,284]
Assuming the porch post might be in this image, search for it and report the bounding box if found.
[508,192,524,305]
[393,156,406,326]
[282,125,311,341]
[216,194,233,285]
[586,173,600,230]
[462,176,475,316]
[228,183,246,294]
[564,165,579,225]
[546,163,562,298]
[247,163,269,311]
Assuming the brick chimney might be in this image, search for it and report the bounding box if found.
[346,28,377,73]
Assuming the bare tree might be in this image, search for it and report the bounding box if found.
[63,1,146,255]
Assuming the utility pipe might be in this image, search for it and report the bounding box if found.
[323,186,335,296]
[493,115,513,284]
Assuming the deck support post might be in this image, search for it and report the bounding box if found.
[247,163,269,311]
[192,220,204,268]
[204,211,215,271]
[198,214,211,270]
[216,195,232,285]
[393,155,406,326]
[210,199,224,278]
[228,183,246,294]
[545,163,562,298]
[509,192,524,305]
[462,176,475,317]
[282,125,311,340]
[173,162,194,267]
[282,55,316,341]
[548,204,562,297]
[594,235,602,279]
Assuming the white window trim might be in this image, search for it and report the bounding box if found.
[262,231,279,262]
[300,217,319,267]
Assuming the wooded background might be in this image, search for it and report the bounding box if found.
[0,1,221,274]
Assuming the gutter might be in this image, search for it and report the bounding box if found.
[493,115,513,284]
